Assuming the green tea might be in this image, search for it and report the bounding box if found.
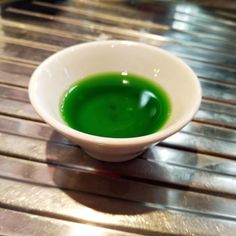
[60,72,171,138]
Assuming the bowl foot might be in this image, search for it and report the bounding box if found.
[84,149,144,162]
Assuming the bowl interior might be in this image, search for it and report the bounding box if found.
[30,41,201,140]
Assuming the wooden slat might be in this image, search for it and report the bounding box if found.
[1,177,236,236]
[0,208,137,236]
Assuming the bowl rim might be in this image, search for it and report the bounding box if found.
[29,40,202,147]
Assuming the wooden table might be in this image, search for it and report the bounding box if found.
[0,1,236,235]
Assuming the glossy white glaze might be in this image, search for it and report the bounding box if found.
[29,40,201,162]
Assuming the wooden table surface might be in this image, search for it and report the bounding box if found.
[0,0,236,235]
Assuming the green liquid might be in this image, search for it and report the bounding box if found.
[60,72,171,138]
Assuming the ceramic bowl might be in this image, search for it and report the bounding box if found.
[29,40,201,162]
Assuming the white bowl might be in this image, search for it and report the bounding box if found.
[29,40,201,162]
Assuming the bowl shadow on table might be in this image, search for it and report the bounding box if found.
[46,131,197,216]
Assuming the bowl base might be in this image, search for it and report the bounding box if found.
[84,149,144,162]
